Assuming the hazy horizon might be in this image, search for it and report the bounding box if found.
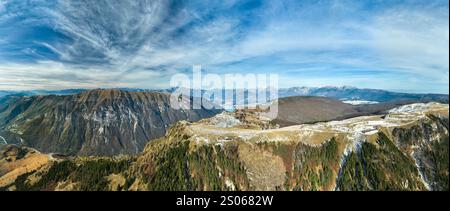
[1,85,449,95]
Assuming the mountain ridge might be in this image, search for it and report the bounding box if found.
[2,86,448,104]
[1,102,447,191]
[0,89,221,156]
[0,88,447,156]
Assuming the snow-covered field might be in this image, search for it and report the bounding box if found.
[388,102,448,114]
[342,100,379,105]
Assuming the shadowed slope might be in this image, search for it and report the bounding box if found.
[0,89,221,156]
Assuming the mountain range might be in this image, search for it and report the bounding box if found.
[0,87,448,191]
[2,86,448,104]
[1,88,446,156]
[278,86,449,103]
[1,102,448,191]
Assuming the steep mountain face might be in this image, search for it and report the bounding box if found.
[1,103,447,191]
[0,89,220,156]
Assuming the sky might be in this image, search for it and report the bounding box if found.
[0,0,448,93]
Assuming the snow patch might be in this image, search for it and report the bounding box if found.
[0,136,7,145]
[225,178,236,191]
[342,100,379,105]
[209,112,241,128]
[389,102,447,114]
[411,151,431,190]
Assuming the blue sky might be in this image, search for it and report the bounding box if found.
[0,0,448,93]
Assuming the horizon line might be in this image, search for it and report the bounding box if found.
[1,86,448,95]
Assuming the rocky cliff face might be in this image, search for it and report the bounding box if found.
[0,103,448,191]
[0,89,220,156]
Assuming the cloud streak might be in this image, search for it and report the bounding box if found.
[0,0,448,93]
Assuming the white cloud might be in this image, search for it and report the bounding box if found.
[371,7,449,83]
[0,0,448,93]
[0,0,5,12]
[0,62,127,90]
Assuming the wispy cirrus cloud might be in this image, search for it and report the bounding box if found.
[0,0,6,12]
[0,0,448,93]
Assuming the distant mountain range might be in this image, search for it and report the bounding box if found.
[0,89,87,98]
[278,86,449,103]
[2,86,447,105]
